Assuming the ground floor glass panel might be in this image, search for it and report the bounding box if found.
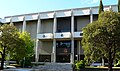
[39,55,51,62]
[56,41,71,63]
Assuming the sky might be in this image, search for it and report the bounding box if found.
[0,0,117,18]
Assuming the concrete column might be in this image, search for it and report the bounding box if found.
[71,39,74,63]
[71,10,74,64]
[78,41,81,61]
[52,12,57,62]
[10,17,12,24]
[52,39,56,62]
[9,17,14,26]
[90,8,93,23]
[22,16,26,32]
[35,14,41,62]
[37,14,41,34]
[35,39,39,62]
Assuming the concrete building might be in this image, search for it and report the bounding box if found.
[0,5,117,64]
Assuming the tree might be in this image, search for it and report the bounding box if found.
[82,11,120,71]
[0,24,25,70]
[118,0,120,12]
[11,31,34,65]
[98,0,104,66]
[99,0,104,14]
[19,31,34,58]
[19,32,34,67]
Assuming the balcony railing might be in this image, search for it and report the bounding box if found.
[37,31,83,39]
[37,33,53,39]
[74,31,83,38]
[55,32,71,39]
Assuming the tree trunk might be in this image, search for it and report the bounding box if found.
[102,54,105,66]
[0,46,6,70]
[108,51,113,71]
[108,60,113,71]
[16,60,19,64]
[102,57,105,66]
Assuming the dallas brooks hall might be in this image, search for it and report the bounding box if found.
[0,5,117,64]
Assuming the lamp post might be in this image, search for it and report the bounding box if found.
[75,55,78,61]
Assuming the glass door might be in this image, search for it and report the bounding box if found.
[56,41,71,63]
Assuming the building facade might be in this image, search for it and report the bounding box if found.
[0,5,117,64]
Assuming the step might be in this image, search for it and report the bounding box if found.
[32,63,73,71]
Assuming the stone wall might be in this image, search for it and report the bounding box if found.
[74,68,120,71]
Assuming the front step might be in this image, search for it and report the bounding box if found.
[33,63,73,71]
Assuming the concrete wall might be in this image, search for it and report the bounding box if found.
[14,22,23,32]
[76,15,90,31]
[26,21,37,39]
[40,19,53,33]
[39,40,53,54]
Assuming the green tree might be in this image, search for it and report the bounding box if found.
[82,11,120,71]
[19,32,34,67]
[11,31,34,65]
[118,0,120,12]
[19,31,34,57]
[99,0,104,14]
[0,24,25,70]
[98,0,104,66]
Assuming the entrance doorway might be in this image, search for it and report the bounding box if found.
[56,41,71,63]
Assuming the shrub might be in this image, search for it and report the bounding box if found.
[75,60,85,70]
[20,57,31,67]
[114,60,120,67]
